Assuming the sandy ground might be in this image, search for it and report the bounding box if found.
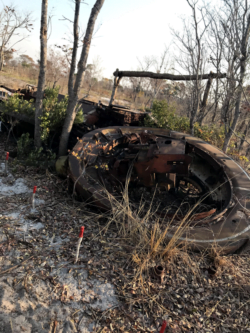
[0,74,31,90]
[0,73,130,108]
[0,162,118,333]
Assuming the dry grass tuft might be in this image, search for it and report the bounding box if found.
[93,174,203,286]
[75,171,250,325]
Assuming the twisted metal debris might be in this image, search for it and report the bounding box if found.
[69,126,250,253]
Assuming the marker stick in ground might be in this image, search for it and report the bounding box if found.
[5,152,9,175]
[159,320,167,333]
[32,186,37,209]
[75,226,85,263]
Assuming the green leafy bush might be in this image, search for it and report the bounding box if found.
[193,123,225,148]
[3,93,35,117]
[145,100,225,148]
[26,147,56,168]
[17,132,33,157]
[17,133,56,168]
[40,87,84,142]
[2,87,84,143]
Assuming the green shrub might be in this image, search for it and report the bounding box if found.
[17,133,33,158]
[193,123,225,148]
[3,93,35,117]
[17,133,56,168]
[145,100,225,148]
[40,87,84,142]
[2,87,84,143]
[26,147,56,168]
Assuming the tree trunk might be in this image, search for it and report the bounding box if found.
[34,0,48,148]
[58,0,105,156]
[246,145,250,157]
[211,99,218,123]
[190,87,200,135]
[0,51,4,71]
[52,80,58,89]
[211,77,220,123]
[190,119,194,135]
[239,124,248,153]
[197,76,213,125]
[68,0,80,98]
[109,69,121,106]
[222,11,250,153]
[222,82,243,153]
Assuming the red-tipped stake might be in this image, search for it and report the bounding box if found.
[159,320,167,333]
[32,186,37,209]
[79,226,84,238]
[75,226,85,263]
[5,152,9,175]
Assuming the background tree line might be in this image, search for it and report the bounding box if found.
[1,0,250,157]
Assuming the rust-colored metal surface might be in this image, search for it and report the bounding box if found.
[83,103,147,128]
[68,126,250,253]
[0,85,14,101]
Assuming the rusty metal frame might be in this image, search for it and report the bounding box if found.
[69,126,250,254]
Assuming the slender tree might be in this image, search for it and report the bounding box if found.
[221,0,250,152]
[34,0,48,147]
[58,0,105,156]
[0,6,32,71]
[172,0,210,134]
[47,47,70,88]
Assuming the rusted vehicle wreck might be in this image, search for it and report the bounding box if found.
[65,70,250,254]
[2,70,250,253]
[68,126,250,254]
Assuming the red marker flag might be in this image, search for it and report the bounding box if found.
[75,226,85,263]
[4,152,9,175]
[159,320,167,333]
[79,226,85,238]
[32,186,37,209]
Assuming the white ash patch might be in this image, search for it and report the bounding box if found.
[0,162,5,173]
[55,266,118,311]
[29,222,44,230]
[0,169,45,237]
[18,221,44,232]
[3,211,44,240]
[34,198,45,206]
[48,235,70,248]
[0,260,119,333]
[5,212,20,219]
[92,282,117,311]
[0,177,29,196]
[30,199,46,214]
[0,163,29,196]
[0,165,119,333]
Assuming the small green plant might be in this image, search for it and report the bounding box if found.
[17,133,56,168]
[17,133,33,158]
[26,146,56,168]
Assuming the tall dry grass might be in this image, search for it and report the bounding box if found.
[80,170,213,286]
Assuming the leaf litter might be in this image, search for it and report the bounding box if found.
[1,132,250,332]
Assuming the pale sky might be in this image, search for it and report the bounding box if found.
[4,0,193,78]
